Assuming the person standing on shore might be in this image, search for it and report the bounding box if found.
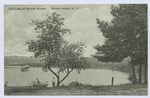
[52,78,55,87]
[36,78,40,85]
[4,82,8,87]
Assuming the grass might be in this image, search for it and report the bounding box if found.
[4,83,148,95]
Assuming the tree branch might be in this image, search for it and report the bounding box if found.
[69,68,73,73]
[58,69,62,77]
[48,67,58,78]
[59,68,73,84]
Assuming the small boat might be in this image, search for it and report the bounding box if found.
[21,65,29,71]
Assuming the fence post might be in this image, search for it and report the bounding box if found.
[111,77,114,86]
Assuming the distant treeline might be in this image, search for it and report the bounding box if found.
[5,56,133,73]
[5,63,45,67]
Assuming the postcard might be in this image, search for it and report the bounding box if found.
[4,4,148,96]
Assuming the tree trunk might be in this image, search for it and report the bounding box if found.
[138,62,142,83]
[57,77,60,86]
[48,67,60,86]
[131,58,136,83]
[56,68,73,86]
[144,63,147,84]
[132,64,136,83]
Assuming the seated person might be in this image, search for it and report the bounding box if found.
[4,82,8,87]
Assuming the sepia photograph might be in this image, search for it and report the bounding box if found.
[4,4,148,95]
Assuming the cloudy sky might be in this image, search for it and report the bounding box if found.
[4,4,113,57]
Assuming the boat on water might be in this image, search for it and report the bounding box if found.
[21,65,29,71]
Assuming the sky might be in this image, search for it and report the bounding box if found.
[4,4,113,57]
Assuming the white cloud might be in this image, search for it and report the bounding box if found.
[4,10,24,30]
[64,6,112,32]
[4,48,32,56]
[7,26,37,40]
[4,5,54,56]
[64,9,96,32]
[4,5,112,57]
[4,38,32,56]
[63,6,113,57]
[63,30,105,57]
[84,45,97,57]
[30,5,55,20]
[64,32,84,43]
[62,6,113,57]
[4,5,55,56]
[94,6,112,21]
[5,38,24,48]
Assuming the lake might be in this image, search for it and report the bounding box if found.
[4,66,130,87]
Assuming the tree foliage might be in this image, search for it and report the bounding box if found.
[26,12,86,86]
[94,4,147,83]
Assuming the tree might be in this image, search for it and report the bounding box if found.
[44,41,86,86]
[26,12,86,86]
[94,4,147,84]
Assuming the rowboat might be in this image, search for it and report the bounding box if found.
[21,65,29,71]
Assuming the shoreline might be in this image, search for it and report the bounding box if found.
[4,83,148,95]
[4,66,130,72]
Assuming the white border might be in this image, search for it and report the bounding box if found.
[1,0,149,98]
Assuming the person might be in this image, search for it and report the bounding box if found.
[52,78,55,87]
[4,82,8,87]
[33,81,35,85]
[36,78,40,85]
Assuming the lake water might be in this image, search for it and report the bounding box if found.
[4,66,130,87]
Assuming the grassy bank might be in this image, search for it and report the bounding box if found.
[5,84,147,95]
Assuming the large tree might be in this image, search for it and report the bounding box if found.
[94,4,147,84]
[26,12,86,86]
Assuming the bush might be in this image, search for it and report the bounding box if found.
[68,81,83,87]
[68,81,92,87]
[61,83,66,87]
[127,74,138,84]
